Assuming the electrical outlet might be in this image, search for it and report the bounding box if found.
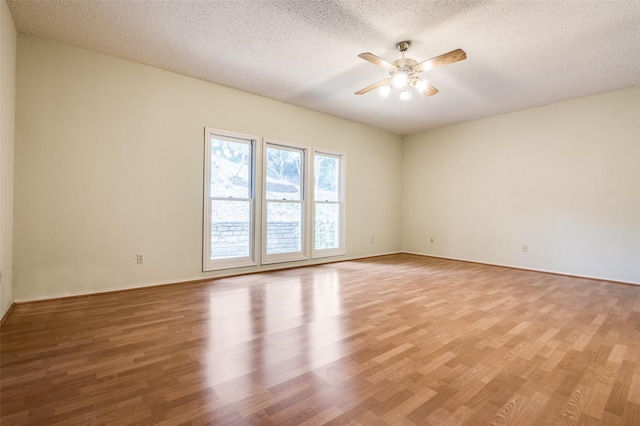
[522,245,528,252]
[137,254,144,264]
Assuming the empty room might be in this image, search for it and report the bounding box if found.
[1,1,639,425]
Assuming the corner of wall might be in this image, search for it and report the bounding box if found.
[0,0,17,320]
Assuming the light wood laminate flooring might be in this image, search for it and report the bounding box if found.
[2,254,640,425]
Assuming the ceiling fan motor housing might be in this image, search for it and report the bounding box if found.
[391,58,419,78]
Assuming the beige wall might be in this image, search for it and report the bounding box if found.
[11,33,640,303]
[1,0,16,317]
[403,86,640,284]
[14,35,403,301]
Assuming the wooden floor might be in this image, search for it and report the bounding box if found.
[2,254,640,425]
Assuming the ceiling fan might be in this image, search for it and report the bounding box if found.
[355,41,466,100]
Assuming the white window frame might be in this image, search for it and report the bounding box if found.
[311,149,346,259]
[261,139,309,264]
[203,128,260,271]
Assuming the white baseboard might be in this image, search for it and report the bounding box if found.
[13,251,402,304]
[402,251,640,286]
[10,250,638,306]
[1,302,15,326]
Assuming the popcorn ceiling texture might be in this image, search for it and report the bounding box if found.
[7,0,640,135]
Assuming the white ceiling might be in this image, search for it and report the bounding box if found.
[7,0,640,135]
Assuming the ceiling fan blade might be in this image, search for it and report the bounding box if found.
[355,78,392,95]
[417,49,467,72]
[358,53,397,71]
[420,83,439,97]
[411,78,439,96]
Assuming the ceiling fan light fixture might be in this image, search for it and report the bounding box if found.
[392,72,408,89]
[400,88,412,100]
[379,85,392,98]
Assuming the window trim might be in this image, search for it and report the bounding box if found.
[311,149,346,259]
[261,139,309,265]
[203,128,260,271]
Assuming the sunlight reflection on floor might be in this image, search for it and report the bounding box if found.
[204,269,351,397]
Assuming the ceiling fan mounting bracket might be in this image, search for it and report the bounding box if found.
[396,41,410,52]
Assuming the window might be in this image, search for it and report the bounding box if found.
[262,141,308,264]
[203,129,257,270]
[203,129,345,270]
[312,150,345,258]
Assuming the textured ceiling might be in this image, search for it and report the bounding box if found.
[7,0,640,135]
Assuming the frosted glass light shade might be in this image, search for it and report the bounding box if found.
[392,72,408,88]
